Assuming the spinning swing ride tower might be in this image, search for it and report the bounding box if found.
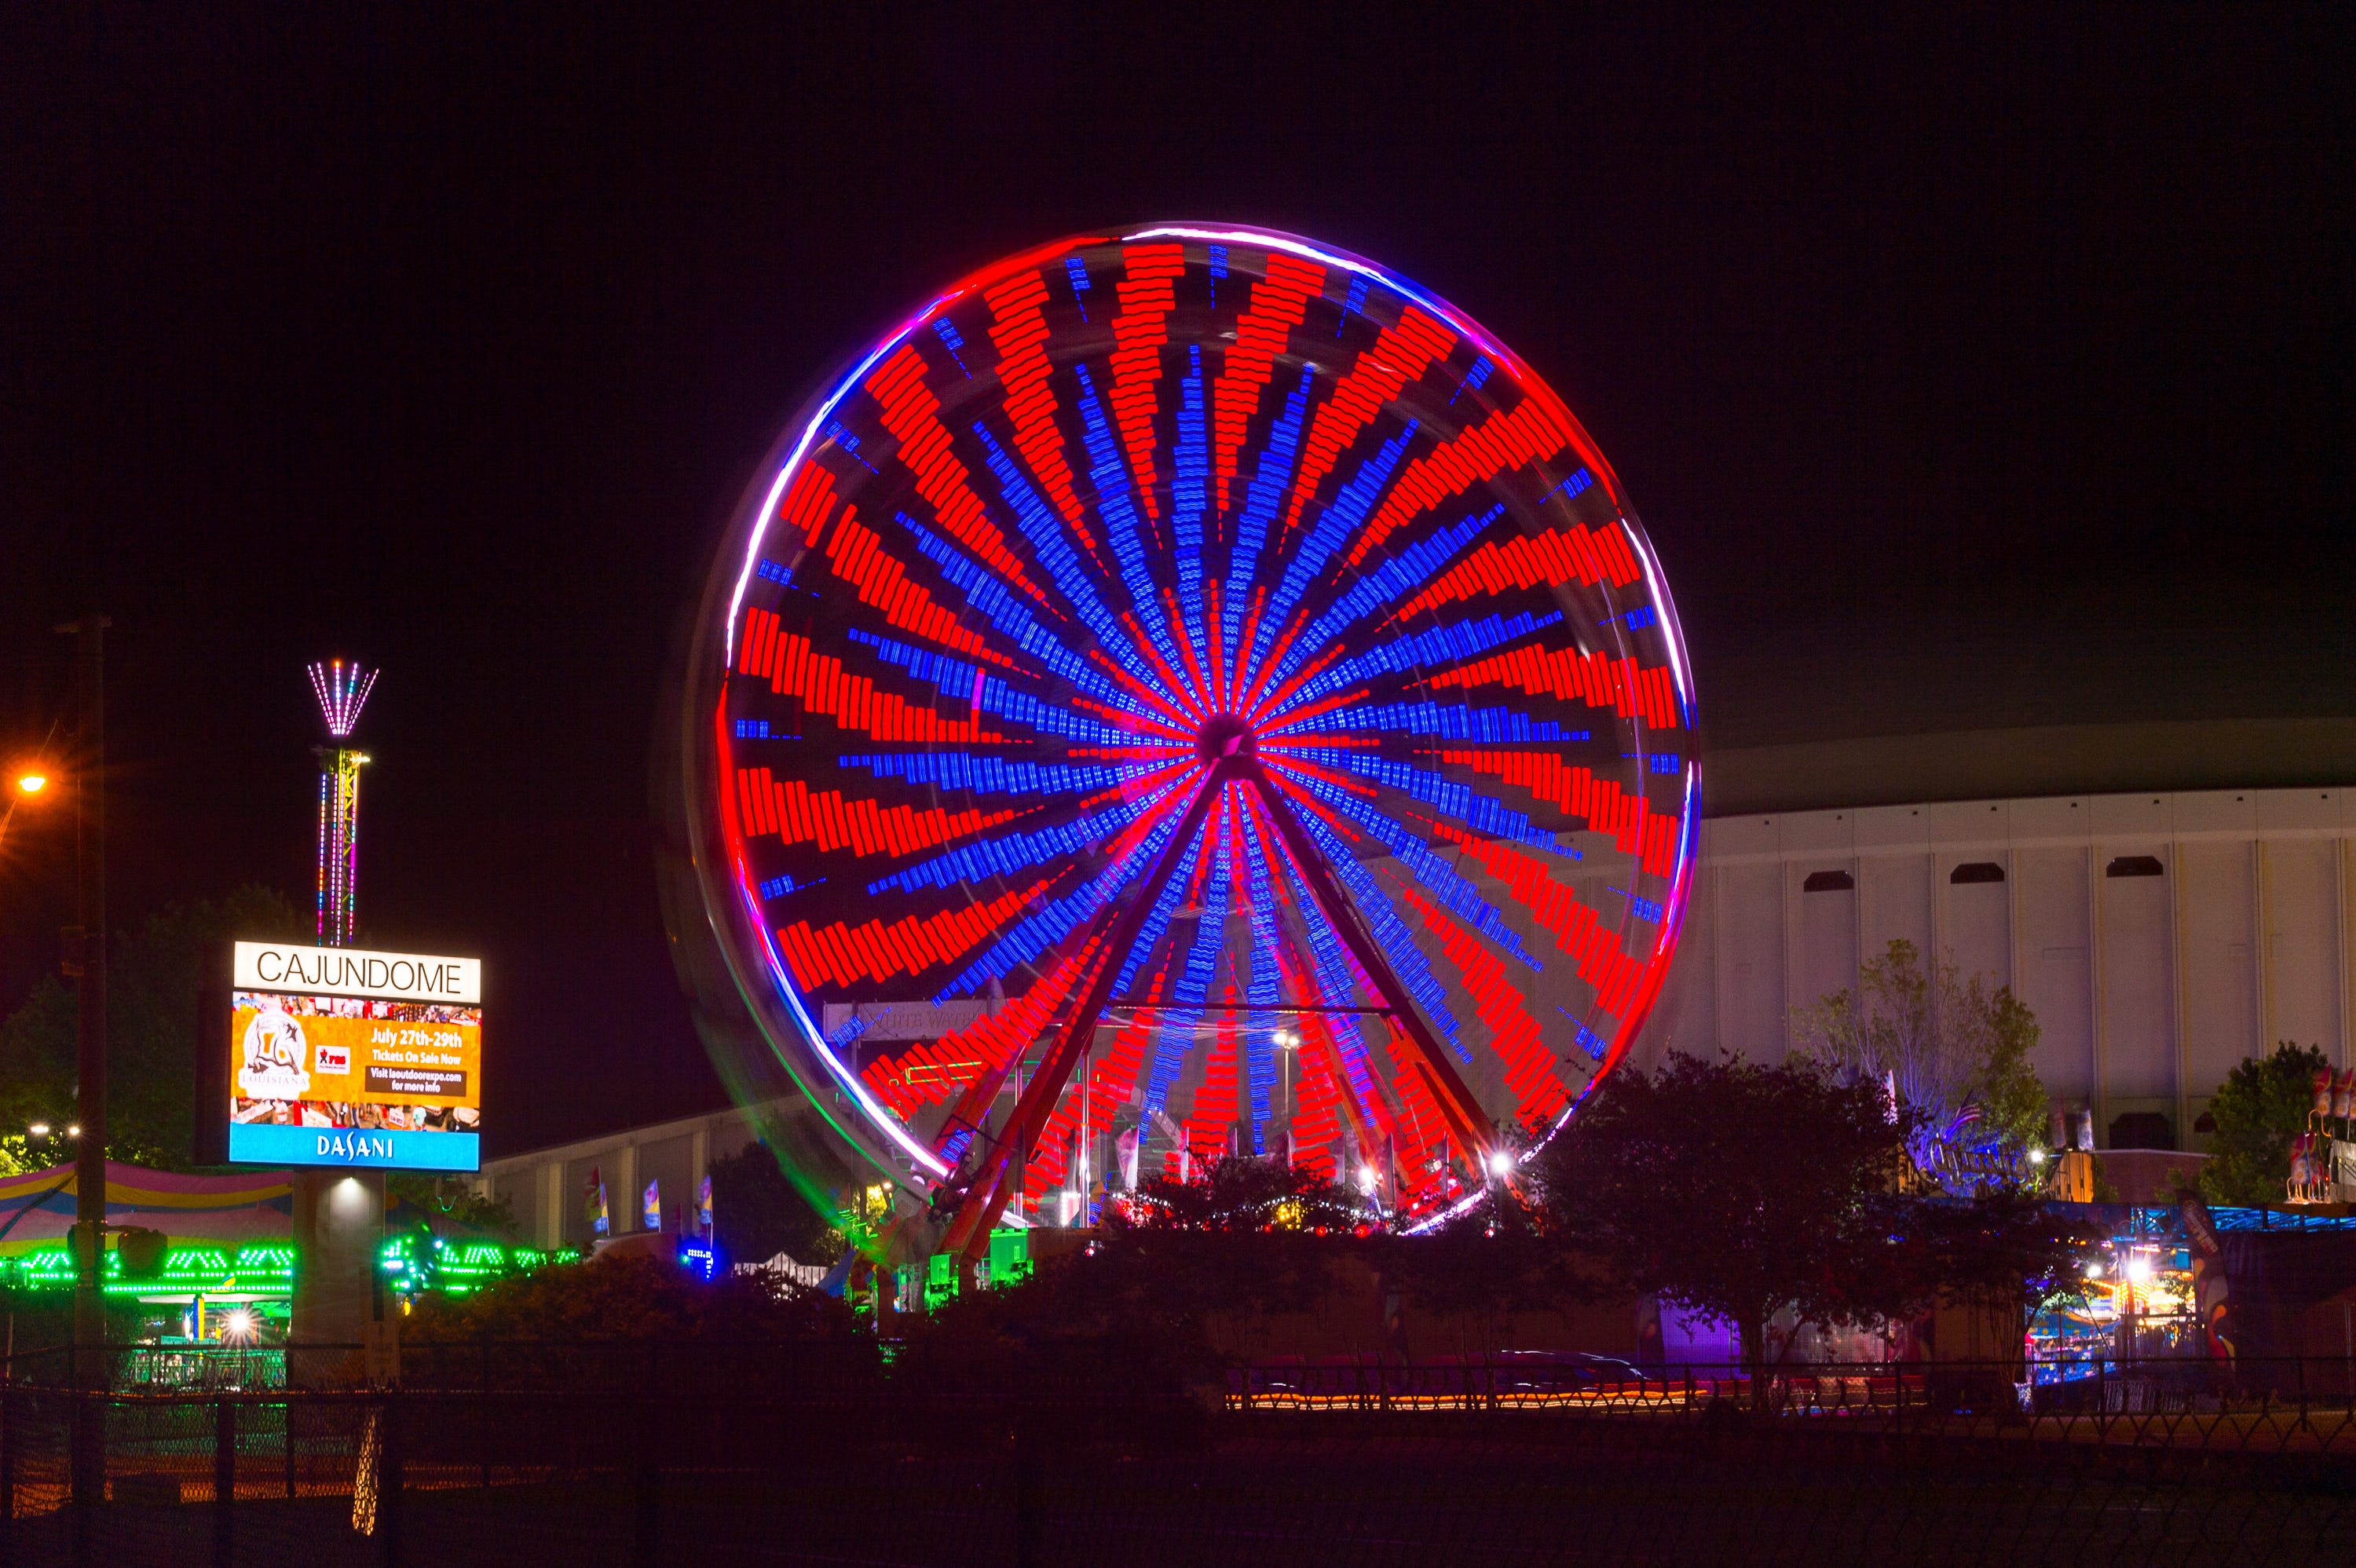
[309,660,377,947]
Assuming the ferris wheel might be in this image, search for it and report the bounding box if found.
[685,225,1697,1254]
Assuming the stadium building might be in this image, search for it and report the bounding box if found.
[1637,719,2356,1153]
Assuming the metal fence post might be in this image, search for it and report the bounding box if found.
[378,1394,403,1568]
[480,1340,492,1490]
[631,1392,660,1568]
[214,1396,236,1568]
[0,1385,15,1568]
[70,1389,92,1568]
[1012,1414,1043,1568]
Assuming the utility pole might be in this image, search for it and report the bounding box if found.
[68,614,107,1374]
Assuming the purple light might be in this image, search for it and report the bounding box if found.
[308,660,378,738]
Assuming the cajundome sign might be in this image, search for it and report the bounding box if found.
[232,941,481,1004]
[205,941,485,1173]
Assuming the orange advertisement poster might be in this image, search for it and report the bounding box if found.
[230,991,481,1133]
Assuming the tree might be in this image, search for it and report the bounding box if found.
[1368,1175,1597,1358]
[2199,1042,2330,1205]
[1540,1053,2086,1408]
[404,1252,854,1343]
[906,1161,1366,1394]
[1879,1184,2099,1348]
[0,886,306,1171]
[1791,938,2048,1171]
[388,1173,518,1237]
[1113,1154,1368,1234]
[1536,1053,1908,1405]
[708,1142,847,1267]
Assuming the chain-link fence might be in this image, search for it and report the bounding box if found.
[0,1351,2350,1566]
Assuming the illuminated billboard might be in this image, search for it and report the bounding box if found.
[203,941,483,1171]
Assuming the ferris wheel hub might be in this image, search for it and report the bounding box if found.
[1196,714,1256,763]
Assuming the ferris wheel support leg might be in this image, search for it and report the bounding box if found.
[936,768,1229,1263]
[1238,761,1498,1170]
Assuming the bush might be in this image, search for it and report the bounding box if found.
[404,1253,855,1343]
[2199,1043,2329,1205]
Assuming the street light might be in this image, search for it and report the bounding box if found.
[1271,1029,1298,1128]
[14,772,46,795]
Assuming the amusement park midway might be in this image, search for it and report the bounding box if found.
[2,9,2352,1564]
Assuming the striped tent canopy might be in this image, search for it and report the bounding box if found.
[0,1161,295,1255]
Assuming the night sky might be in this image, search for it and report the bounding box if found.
[2,8,2349,1155]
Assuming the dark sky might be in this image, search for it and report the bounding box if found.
[2,6,2349,1155]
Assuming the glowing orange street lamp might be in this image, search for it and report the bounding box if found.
[15,771,46,795]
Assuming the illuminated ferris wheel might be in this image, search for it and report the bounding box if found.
[685,225,1697,1255]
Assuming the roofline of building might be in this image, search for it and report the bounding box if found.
[1703,717,2356,818]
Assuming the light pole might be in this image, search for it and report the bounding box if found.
[1272,1029,1298,1164]
[64,615,108,1383]
[9,711,104,1368]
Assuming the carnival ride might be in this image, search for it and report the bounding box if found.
[684,226,1699,1258]
[308,659,377,947]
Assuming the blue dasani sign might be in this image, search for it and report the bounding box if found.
[227,1122,480,1172]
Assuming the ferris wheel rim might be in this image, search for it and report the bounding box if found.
[684,222,1701,1218]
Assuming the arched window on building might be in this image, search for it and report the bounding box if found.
[1802,869,1854,893]
[2105,855,2165,878]
[1949,861,2005,884]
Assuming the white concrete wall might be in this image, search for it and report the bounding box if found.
[478,1103,773,1251]
[1641,787,2356,1150]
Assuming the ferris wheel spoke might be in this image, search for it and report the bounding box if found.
[1272,305,1460,557]
[1223,366,1315,636]
[1288,746,1563,856]
[925,771,1201,1000]
[1422,641,1684,733]
[973,425,1154,677]
[836,750,1142,799]
[863,791,1164,897]
[813,506,1023,674]
[1432,748,1683,880]
[892,515,1113,700]
[1264,759,1541,972]
[1059,365,1183,663]
[938,763,1229,1262]
[1344,389,1602,570]
[1272,696,1590,745]
[1209,252,1326,514]
[1261,609,1563,723]
[1238,422,1421,700]
[1238,760,1496,1165]
[979,271,1091,538]
[737,608,1001,746]
[861,345,1059,613]
[1249,506,1500,703]
[1101,242,1183,517]
[1392,518,1645,623]
[1418,816,1656,1036]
